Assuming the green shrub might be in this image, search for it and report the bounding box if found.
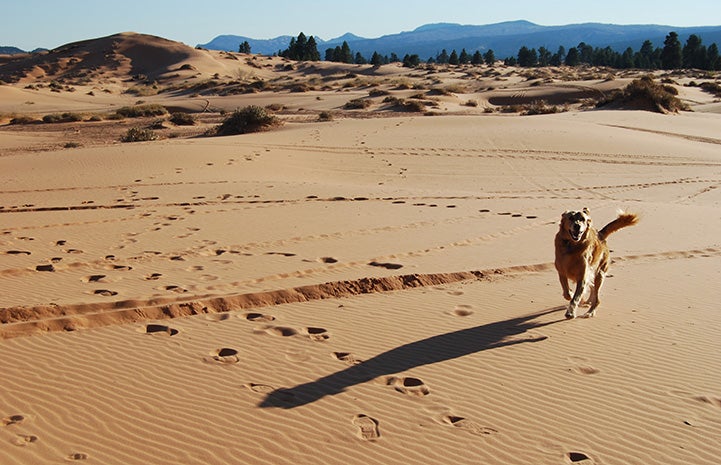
[121,127,158,142]
[214,106,281,136]
[115,104,168,118]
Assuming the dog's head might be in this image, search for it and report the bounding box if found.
[560,208,591,242]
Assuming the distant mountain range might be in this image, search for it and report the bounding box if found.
[198,20,721,59]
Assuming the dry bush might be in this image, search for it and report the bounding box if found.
[344,98,372,109]
[213,106,281,136]
[115,104,168,118]
[121,127,158,142]
[170,112,196,126]
[597,75,689,113]
[42,112,83,123]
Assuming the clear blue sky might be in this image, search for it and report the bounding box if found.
[3,0,721,50]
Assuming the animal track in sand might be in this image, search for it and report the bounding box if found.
[145,273,162,280]
[352,414,380,441]
[385,376,431,397]
[318,256,338,264]
[35,264,55,272]
[143,324,179,336]
[66,452,89,461]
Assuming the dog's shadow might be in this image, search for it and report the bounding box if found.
[258,306,565,409]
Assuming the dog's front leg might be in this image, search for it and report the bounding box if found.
[558,272,571,301]
[566,272,587,319]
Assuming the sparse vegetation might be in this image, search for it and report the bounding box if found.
[343,98,372,110]
[169,112,196,126]
[318,111,333,121]
[121,127,158,142]
[597,75,690,113]
[115,104,168,118]
[213,105,281,136]
[42,112,83,123]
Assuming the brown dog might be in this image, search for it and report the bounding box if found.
[555,208,638,319]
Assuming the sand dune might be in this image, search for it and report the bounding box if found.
[1,32,721,465]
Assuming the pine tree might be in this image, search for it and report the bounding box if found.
[483,49,495,66]
[449,50,459,65]
[707,43,721,70]
[459,48,470,64]
[565,47,580,66]
[661,32,682,69]
[238,41,251,54]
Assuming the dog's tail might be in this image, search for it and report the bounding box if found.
[598,211,639,241]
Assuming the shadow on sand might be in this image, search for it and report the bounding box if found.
[259,306,565,409]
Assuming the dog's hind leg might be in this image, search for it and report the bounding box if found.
[584,270,606,318]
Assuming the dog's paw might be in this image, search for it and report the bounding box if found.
[582,310,596,318]
[565,310,576,319]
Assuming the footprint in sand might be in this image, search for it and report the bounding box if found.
[260,326,299,337]
[241,312,275,322]
[35,264,55,272]
[301,327,330,342]
[142,324,179,336]
[5,250,31,255]
[385,376,431,397]
[318,256,338,264]
[81,274,106,283]
[332,351,364,366]
[568,357,600,375]
[93,289,118,297]
[447,304,474,317]
[368,261,403,270]
[441,414,498,436]
[352,414,380,441]
[204,348,240,364]
[12,434,38,446]
[2,414,26,426]
[66,452,89,461]
[567,451,593,463]
[284,349,312,362]
[144,273,162,281]
[206,313,232,322]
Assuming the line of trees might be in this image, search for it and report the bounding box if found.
[506,32,719,70]
[275,31,720,71]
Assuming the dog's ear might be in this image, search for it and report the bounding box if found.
[582,207,590,215]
